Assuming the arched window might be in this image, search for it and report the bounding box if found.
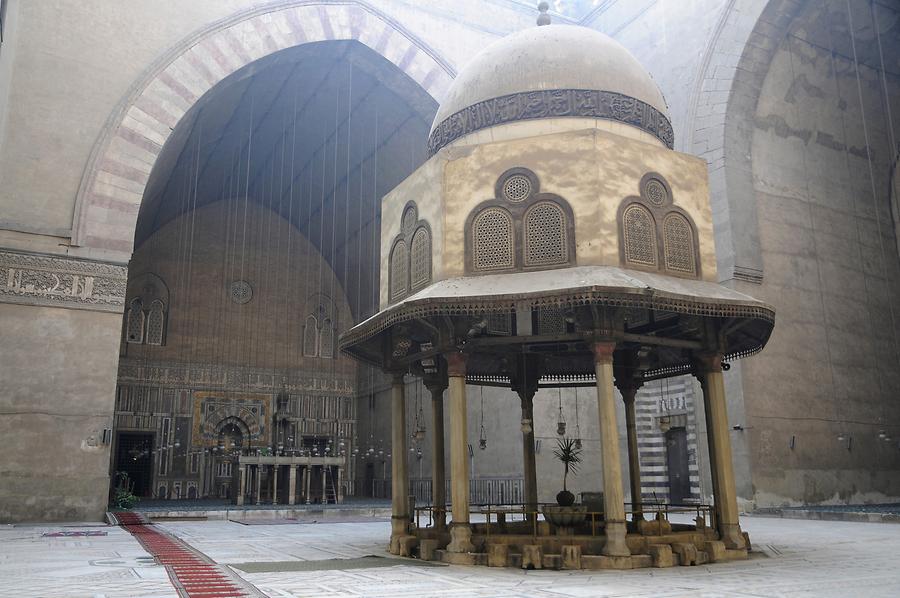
[389,240,409,302]
[125,299,144,344]
[473,207,514,271]
[524,201,568,267]
[302,315,319,357]
[402,205,418,234]
[622,204,658,268]
[319,318,335,358]
[146,299,166,346]
[663,213,697,275]
[410,227,431,291]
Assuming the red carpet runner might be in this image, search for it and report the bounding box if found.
[115,512,255,598]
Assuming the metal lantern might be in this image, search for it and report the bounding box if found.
[557,421,567,436]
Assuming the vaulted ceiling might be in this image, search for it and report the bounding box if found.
[136,40,438,320]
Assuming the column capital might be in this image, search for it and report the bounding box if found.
[591,340,617,365]
[445,352,468,377]
[390,370,407,385]
[693,352,724,375]
[617,383,642,404]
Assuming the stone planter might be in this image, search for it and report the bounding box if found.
[541,505,588,528]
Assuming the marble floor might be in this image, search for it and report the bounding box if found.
[2,516,899,597]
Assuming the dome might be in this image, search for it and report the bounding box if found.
[427,25,673,154]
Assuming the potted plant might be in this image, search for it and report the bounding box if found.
[541,437,587,529]
[553,437,581,506]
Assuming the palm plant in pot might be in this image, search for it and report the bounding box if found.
[553,437,582,506]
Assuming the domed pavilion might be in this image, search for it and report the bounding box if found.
[340,13,774,569]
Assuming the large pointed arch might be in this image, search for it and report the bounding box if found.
[71,1,455,257]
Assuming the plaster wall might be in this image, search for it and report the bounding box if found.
[123,199,354,375]
[0,302,120,522]
[437,126,716,280]
[742,23,900,506]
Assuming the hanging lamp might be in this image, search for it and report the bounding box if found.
[556,387,567,436]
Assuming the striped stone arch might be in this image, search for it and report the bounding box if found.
[202,405,261,440]
[72,0,455,255]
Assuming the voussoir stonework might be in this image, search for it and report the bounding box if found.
[0,250,128,312]
[72,1,455,256]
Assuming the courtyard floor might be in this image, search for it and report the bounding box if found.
[1,515,898,597]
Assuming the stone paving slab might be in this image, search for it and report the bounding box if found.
[3,515,900,597]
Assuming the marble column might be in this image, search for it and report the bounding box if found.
[321,466,328,503]
[288,465,297,505]
[592,341,630,557]
[272,464,279,505]
[389,372,410,554]
[426,380,447,529]
[620,384,643,521]
[255,465,262,506]
[237,464,246,506]
[337,466,344,504]
[519,389,538,520]
[305,465,312,505]
[446,352,474,553]
[695,353,745,549]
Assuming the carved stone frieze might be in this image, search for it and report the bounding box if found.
[117,359,355,396]
[0,249,127,312]
[427,89,675,156]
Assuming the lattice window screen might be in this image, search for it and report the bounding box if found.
[663,213,696,275]
[303,315,319,357]
[537,307,567,335]
[402,206,417,234]
[623,204,658,267]
[524,202,568,267]
[319,319,335,358]
[390,241,409,301]
[125,299,144,344]
[473,208,514,271]
[410,227,431,291]
[146,300,166,346]
[486,312,512,335]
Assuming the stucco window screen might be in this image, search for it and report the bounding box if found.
[390,240,409,301]
[303,315,319,357]
[320,319,335,358]
[402,205,418,234]
[524,201,568,267]
[125,299,145,344]
[410,227,432,291]
[623,204,658,267]
[146,300,166,346]
[473,207,515,271]
[503,174,532,202]
[537,307,567,335]
[663,213,697,275]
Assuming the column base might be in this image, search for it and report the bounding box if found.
[720,523,746,549]
[602,520,630,556]
[390,515,409,555]
[447,522,474,553]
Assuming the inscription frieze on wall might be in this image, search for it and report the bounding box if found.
[118,359,355,396]
[427,89,675,156]
[0,250,127,311]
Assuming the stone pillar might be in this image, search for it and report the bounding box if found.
[620,385,643,521]
[237,464,246,506]
[305,465,312,505]
[519,389,538,521]
[288,465,297,506]
[426,380,447,529]
[592,341,630,556]
[446,352,474,553]
[255,464,262,506]
[695,353,744,549]
[272,464,279,505]
[321,466,328,503]
[337,466,344,504]
[390,372,410,554]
